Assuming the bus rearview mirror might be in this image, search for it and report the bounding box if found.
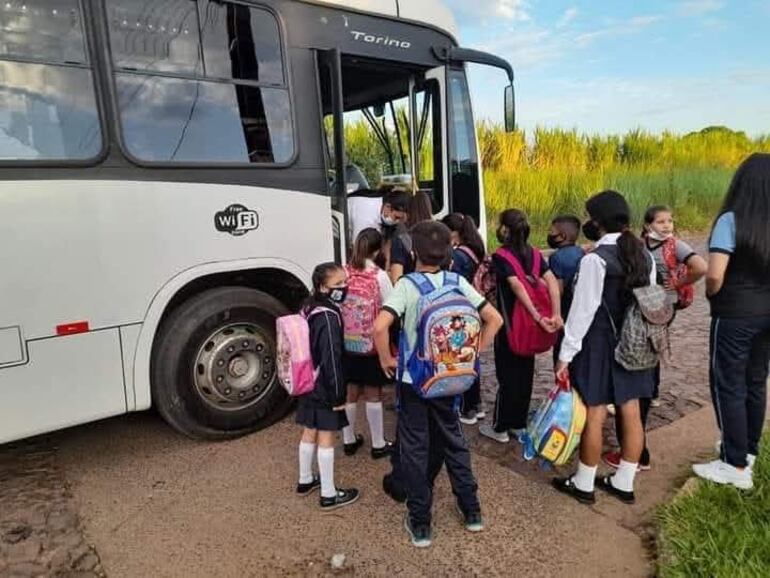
[504,84,515,132]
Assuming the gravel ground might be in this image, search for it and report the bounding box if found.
[0,239,713,576]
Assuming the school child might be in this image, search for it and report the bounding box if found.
[340,228,395,459]
[389,191,434,283]
[373,221,503,547]
[553,190,657,505]
[479,209,562,444]
[295,263,359,510]
[604,205,706,472]
[547,214,585,365]
[441,213,488,424]
[693,154,770,490]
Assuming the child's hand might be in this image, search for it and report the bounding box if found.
[379,355,398,379]
[551,314,564,331]
[555,361,569,381]
[664,278,678,291]
[538,317,558,333]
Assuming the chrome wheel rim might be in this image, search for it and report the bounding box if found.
[193,323,275,412]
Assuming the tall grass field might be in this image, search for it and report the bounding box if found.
[345,121,770,244]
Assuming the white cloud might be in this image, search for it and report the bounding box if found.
[574,14,664,47]
[678,0,725,16]
[556,7,578,29]
[444,0,530,24]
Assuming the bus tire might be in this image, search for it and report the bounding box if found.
[151,286,292,440]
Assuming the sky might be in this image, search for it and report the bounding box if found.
[445,0,770,136]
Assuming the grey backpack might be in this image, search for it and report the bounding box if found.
[611,285,674,371]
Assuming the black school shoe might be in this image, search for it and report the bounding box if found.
[296,475,321,496]
[383,473,407,503]
[596,476,635,504]
[344,435,364,456]
[551,476,596,505]
[371,441,395,460]
[320,488,360,511]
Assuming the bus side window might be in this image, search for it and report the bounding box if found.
[0,0,102,161]
[107,0,295,165]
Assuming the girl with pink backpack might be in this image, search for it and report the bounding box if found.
[479,209,562,445]
[340,229,395,459]
[294,263,359,511]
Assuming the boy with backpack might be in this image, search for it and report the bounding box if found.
[373,221,503,548]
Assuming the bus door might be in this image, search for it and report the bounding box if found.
[316,52,449,256]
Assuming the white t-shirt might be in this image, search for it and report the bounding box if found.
[347,191,383,239]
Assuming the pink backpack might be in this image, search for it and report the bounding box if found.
[341,265,381,355]
[496,248,557,356]
[276,307,337,396]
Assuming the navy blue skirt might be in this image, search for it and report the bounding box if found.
[570,322,654,407]
[295,397,348,431]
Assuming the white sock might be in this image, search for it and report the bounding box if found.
[342,403,358,445]
[318,447,336,498]
[298,441,316,484]
[612,459,638,492]
[366,402,386,449]
[572,461,597,493]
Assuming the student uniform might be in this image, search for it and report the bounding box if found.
[559,234,657,407]
[708,212,770,468]
[491,246,550,432]
[295,300,348,431]
[450,246,483,415]
[383,272,485,527]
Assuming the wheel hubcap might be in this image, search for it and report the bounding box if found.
[194,323,274,411]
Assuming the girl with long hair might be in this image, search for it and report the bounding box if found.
[479,209,562,443]
[553,190,656,505]
[693,153,770,490]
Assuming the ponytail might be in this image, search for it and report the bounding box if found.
[350,228,383,270]
[616,229,650,289]
[441,213,486,260]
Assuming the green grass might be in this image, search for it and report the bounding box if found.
[657,433,770,578]
[343,122,769,246]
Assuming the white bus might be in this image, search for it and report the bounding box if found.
[0,0,514,443]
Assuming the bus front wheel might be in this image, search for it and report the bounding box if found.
[151,286,292,440]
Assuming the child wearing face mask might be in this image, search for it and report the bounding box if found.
[295,262,360,511]
[547,215,585,366]
[602,205,706,473]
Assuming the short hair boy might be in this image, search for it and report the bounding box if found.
[373,221,503,548]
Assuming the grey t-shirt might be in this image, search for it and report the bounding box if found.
[646,238,696,302]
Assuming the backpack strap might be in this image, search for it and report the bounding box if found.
[405,272,435,296]
[458,245,480,265]
[495,247,529,281]
[443,271,460,287]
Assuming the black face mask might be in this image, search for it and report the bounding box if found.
[328,286,348,304]
[582,220,602,242]
[546,234,564,250]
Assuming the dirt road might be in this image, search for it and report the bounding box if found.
[0,240,729,577]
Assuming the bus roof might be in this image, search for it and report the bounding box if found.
[300,0,459,40]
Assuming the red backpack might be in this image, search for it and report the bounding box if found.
[661,238,694,309]
[496,248,558,356]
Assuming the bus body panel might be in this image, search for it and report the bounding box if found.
[0,180,330,341]
[0,329,126,445]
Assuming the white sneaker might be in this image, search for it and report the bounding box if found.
[476,410,487,420]
[479,424,510,444]
[606,404,616,416]
[714,440,757,471]
[692,459,753,490]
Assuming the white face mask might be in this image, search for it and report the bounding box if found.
[381,216,397,227]
[648,230,673,242]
